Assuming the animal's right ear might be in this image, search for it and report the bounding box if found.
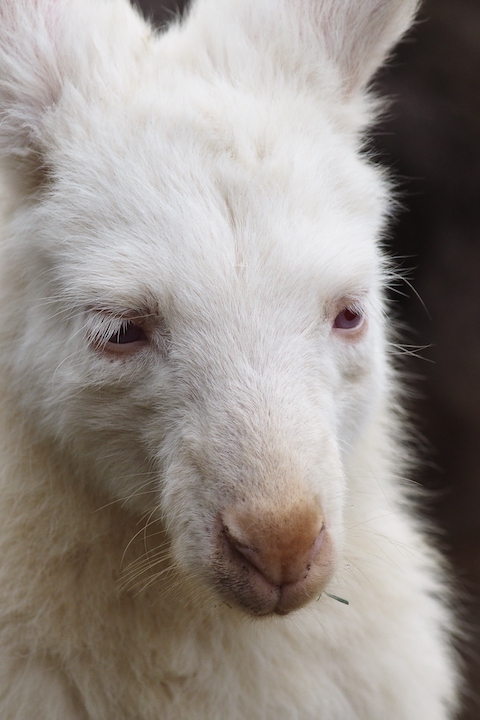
[0,0,69,187]
[0,0,148,194]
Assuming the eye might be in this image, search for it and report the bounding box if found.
[107,322,147,345]
[104,321,149,354]
[333,307,365,332]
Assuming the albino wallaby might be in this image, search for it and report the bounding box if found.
[0,0,459,718]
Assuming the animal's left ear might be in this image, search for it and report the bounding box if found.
[194,0,420,97]
[312,0,421,94]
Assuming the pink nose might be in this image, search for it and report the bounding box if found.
[223,510,325,587]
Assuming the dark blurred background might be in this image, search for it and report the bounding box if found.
[133,1,480,716]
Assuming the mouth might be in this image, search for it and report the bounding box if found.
[209,515,335,617]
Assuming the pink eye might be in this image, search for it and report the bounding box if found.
[333,307,364,331]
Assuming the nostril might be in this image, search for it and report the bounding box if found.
[221,514,326,587]
[223,524,264,575]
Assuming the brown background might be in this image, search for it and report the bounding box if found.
[132,1,480,716]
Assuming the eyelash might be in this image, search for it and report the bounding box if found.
[87,313,152,356]
[106,321,147,346]
[86,299,366,359]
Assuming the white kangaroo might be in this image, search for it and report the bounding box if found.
[0,0,459,718]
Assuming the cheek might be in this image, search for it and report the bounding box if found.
[336,374,380,456]
[40,369,164,509]
[325,342,381,452]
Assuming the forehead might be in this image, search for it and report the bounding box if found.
[41,45,386,311]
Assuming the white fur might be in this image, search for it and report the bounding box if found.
[0,0,459,718]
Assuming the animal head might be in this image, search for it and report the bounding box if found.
[0,0,418,616]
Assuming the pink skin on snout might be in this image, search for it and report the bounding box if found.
[211,503,335,616]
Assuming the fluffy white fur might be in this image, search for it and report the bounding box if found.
[0,0,459,718]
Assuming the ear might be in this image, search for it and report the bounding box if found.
[0,0,69,180]
[0,0,147,191]
[191,0,419,97]
[315,0,421,94]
